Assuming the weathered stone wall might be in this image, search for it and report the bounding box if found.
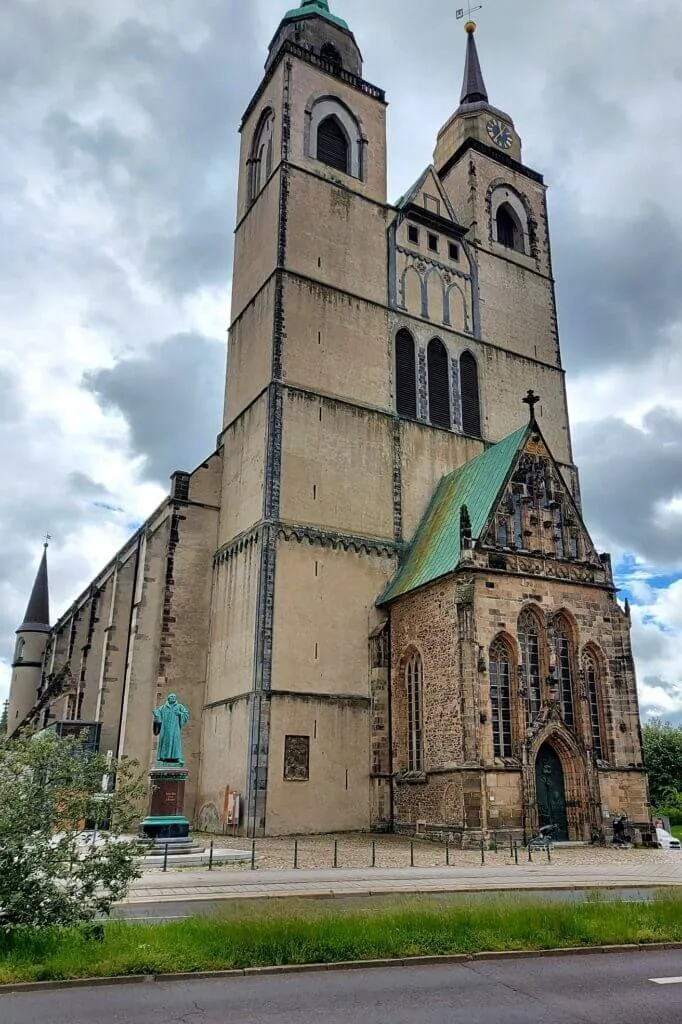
[266,692,371,834]
[197,695,250,833]
[218,394,267,547]
[281,275,391,409]
[279,390,394,538]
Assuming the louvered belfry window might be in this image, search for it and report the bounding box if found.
[317,115,349,174]
[460,351,481,437]
[395,329,417,418]
[427,338,451,429]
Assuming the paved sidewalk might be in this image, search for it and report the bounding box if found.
[125,857,682,904]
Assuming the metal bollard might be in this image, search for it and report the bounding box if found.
[528,844,533,863]
[294,839,299,869]
[333,839,338,868]
[446,837,450,867]
[251,839,256,871]
[509,834,513,857]
[514,841,519,865]
[371,839,376,868]
[480,838,485,866]
[410,841,414,867]
[208,839,214,871]
[546,841,551,864]
[163,843,169,873]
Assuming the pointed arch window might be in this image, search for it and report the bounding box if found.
[460,350,481,437]
[496,204,523,252]
[518,610,542,720]
[13,636,25,664]
[395,329,417,419]
[405,651,424,772]
[248,108,275,204]
[583,651,604,761]
[317,115,349,174]
[489,638,512,758]
[554,618,575,728]
[427,338,451,429]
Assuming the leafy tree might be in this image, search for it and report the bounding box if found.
[0,732,145,931]
[641,719,682,808]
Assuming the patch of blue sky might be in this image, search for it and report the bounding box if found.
[614,554,682,605]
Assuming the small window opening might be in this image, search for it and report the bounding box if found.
[320,43,342,71]
[428,233,439,253]
[408,224,419,244]
[448,241,459,261]
[317,115,349,174]
[496,204,524,252]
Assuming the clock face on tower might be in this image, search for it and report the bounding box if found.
[487,118,514,151]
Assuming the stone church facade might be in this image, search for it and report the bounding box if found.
[7,0,649,841]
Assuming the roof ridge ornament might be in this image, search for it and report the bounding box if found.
[523,389,540,424]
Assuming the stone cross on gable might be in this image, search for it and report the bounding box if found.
[523,389,540,423]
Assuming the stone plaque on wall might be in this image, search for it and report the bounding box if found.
[284,735,310,781]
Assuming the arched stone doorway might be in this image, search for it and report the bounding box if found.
[535,743,569,841]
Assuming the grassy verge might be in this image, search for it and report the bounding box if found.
[672,826,682,841]
[2,897,682,984]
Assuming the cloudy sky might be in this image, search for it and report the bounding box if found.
[2,0,682,722]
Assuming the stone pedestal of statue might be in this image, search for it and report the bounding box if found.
[141,765,190,841]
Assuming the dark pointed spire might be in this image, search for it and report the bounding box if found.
[18,542,50,633]
[460,22,489,105]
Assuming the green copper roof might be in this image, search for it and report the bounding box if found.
[378,426,528,605]
[282,0,349,31]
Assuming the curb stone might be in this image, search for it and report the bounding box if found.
[3,941,682,995]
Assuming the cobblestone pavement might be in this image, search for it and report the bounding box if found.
[186,832,671,873]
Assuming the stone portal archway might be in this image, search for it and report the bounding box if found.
[535,743,569,841]
[525,725,594,841]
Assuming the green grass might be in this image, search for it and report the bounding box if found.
[672,826,682,841]
[2,897,682,984]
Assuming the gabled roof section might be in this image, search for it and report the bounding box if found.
[395,165,459,223]
[18,544,50,633]
[378,426,527,606]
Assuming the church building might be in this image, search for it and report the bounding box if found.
[7,0,649,842]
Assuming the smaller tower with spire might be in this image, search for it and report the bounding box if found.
[434,21,521,172]
[6,542,51,736]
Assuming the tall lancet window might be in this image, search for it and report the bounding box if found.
[395,329,417,418]
[489,637,512,758]
[554,617,575,728]
[460,350,481,437]
[405,651,424,772]
[583,651,604,761]
[248,108,275,203]
[518,609,542,720]
[427,338,451,429]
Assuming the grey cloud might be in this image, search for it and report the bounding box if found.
[574,408,682,565]
[84,332,225,483]
[553,205,682,373]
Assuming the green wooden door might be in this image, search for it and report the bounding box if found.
[535,744,569,841]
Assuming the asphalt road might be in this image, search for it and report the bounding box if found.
[3,950,682,1023]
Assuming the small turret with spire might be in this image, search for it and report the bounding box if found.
[6,540,51,737]
[434,20,521,173]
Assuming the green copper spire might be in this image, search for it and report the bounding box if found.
[282,0,349,31]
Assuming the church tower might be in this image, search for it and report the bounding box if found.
[7,544,50,736]
[200,0,395,836]
[195,5,648,839]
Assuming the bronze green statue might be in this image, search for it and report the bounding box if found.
[153,693,189,766]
